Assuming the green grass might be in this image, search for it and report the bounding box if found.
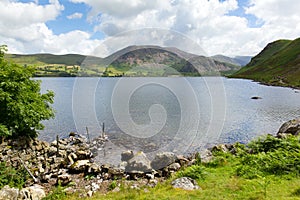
[50,135,300,200]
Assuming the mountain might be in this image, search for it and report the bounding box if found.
[232,38,300,87]
[100,45,241,76]
[5,45,242,77]
[211,55,252,67]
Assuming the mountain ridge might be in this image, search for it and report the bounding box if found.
[5,45,247,77]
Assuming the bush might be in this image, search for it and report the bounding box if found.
[236,135,300,178]
[0,162,29,189]
[0,45,54,138]
[177,165,206,180]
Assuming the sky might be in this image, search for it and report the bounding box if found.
[1,0,300,57]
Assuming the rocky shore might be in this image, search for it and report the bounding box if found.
[0,118,299,199]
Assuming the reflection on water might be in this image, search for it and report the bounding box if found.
[38,77,300,155]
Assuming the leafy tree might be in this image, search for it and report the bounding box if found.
[0,45,54,138]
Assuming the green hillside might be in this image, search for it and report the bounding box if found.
[4,46,241,77]
[232,38,300,87]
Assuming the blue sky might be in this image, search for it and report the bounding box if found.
[0,0,300,57]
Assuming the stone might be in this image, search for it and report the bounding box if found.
[121,150,134,162]
[108,167,125,179]
[211,144,228,153]
[87,190,93,197]
[171,177,200,190]
[58,174,72,186]
[168,163,181,171]
[200,149,213,163]
[76,150,92,160]
[151,152,177,170]
[20,184,46,200]
[0,185,19,200]
[88,163,101,173]
[91,182,100,191]
[70,159,91,172]
[277,118,300,136]
[126,151,152,173]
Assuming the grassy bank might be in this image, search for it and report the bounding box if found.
[46,134,300,200]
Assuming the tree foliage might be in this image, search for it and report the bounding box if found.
[0,45,54,138]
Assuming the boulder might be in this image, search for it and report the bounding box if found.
[20,184,45,200]
[151,152,177,170]
[277,118,300,136]
[171,177,200,190]
[0,185,19,200]
[126,151,152,173]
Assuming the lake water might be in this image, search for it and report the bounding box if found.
[37,77,300,161]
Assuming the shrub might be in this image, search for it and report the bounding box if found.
[177,165,206,180]
[0,45,54,138]
[0,162,29,189]
[236,135,300,178]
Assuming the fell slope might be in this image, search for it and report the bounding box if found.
[232,38,300,87]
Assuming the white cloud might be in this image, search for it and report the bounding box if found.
[86,0,300,57]
[70,0,162,19]
[2,0,300,57]
[0,0,101,55]
[67,12,83,19]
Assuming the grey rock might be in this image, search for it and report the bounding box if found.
[20,184,45,200]
[168,163,181,171]
[126,152,152,173]
[70,159,91,172]
[151,152,177,170]
[58,174,72,186]
[277,118,300,136]
[121,150,134,162]
[171,177,200,190]
[88,163,101,173]
[0,185,19,200]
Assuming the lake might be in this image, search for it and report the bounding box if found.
[38,77,300,162]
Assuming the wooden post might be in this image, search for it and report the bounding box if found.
[86,126,91,144]
[56,135,59,156]
[102,122,105,138]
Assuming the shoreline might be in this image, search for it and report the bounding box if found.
[0,118,299,198]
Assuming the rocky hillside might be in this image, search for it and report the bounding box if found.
[102,46,241,76]
[232,37,300,87]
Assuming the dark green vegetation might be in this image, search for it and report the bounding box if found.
[0,45,54,138]
[5,45,241,77]
[232,37,300,87]
[52,134,300,200]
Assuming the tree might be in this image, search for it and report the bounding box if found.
[0,45,54,138]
